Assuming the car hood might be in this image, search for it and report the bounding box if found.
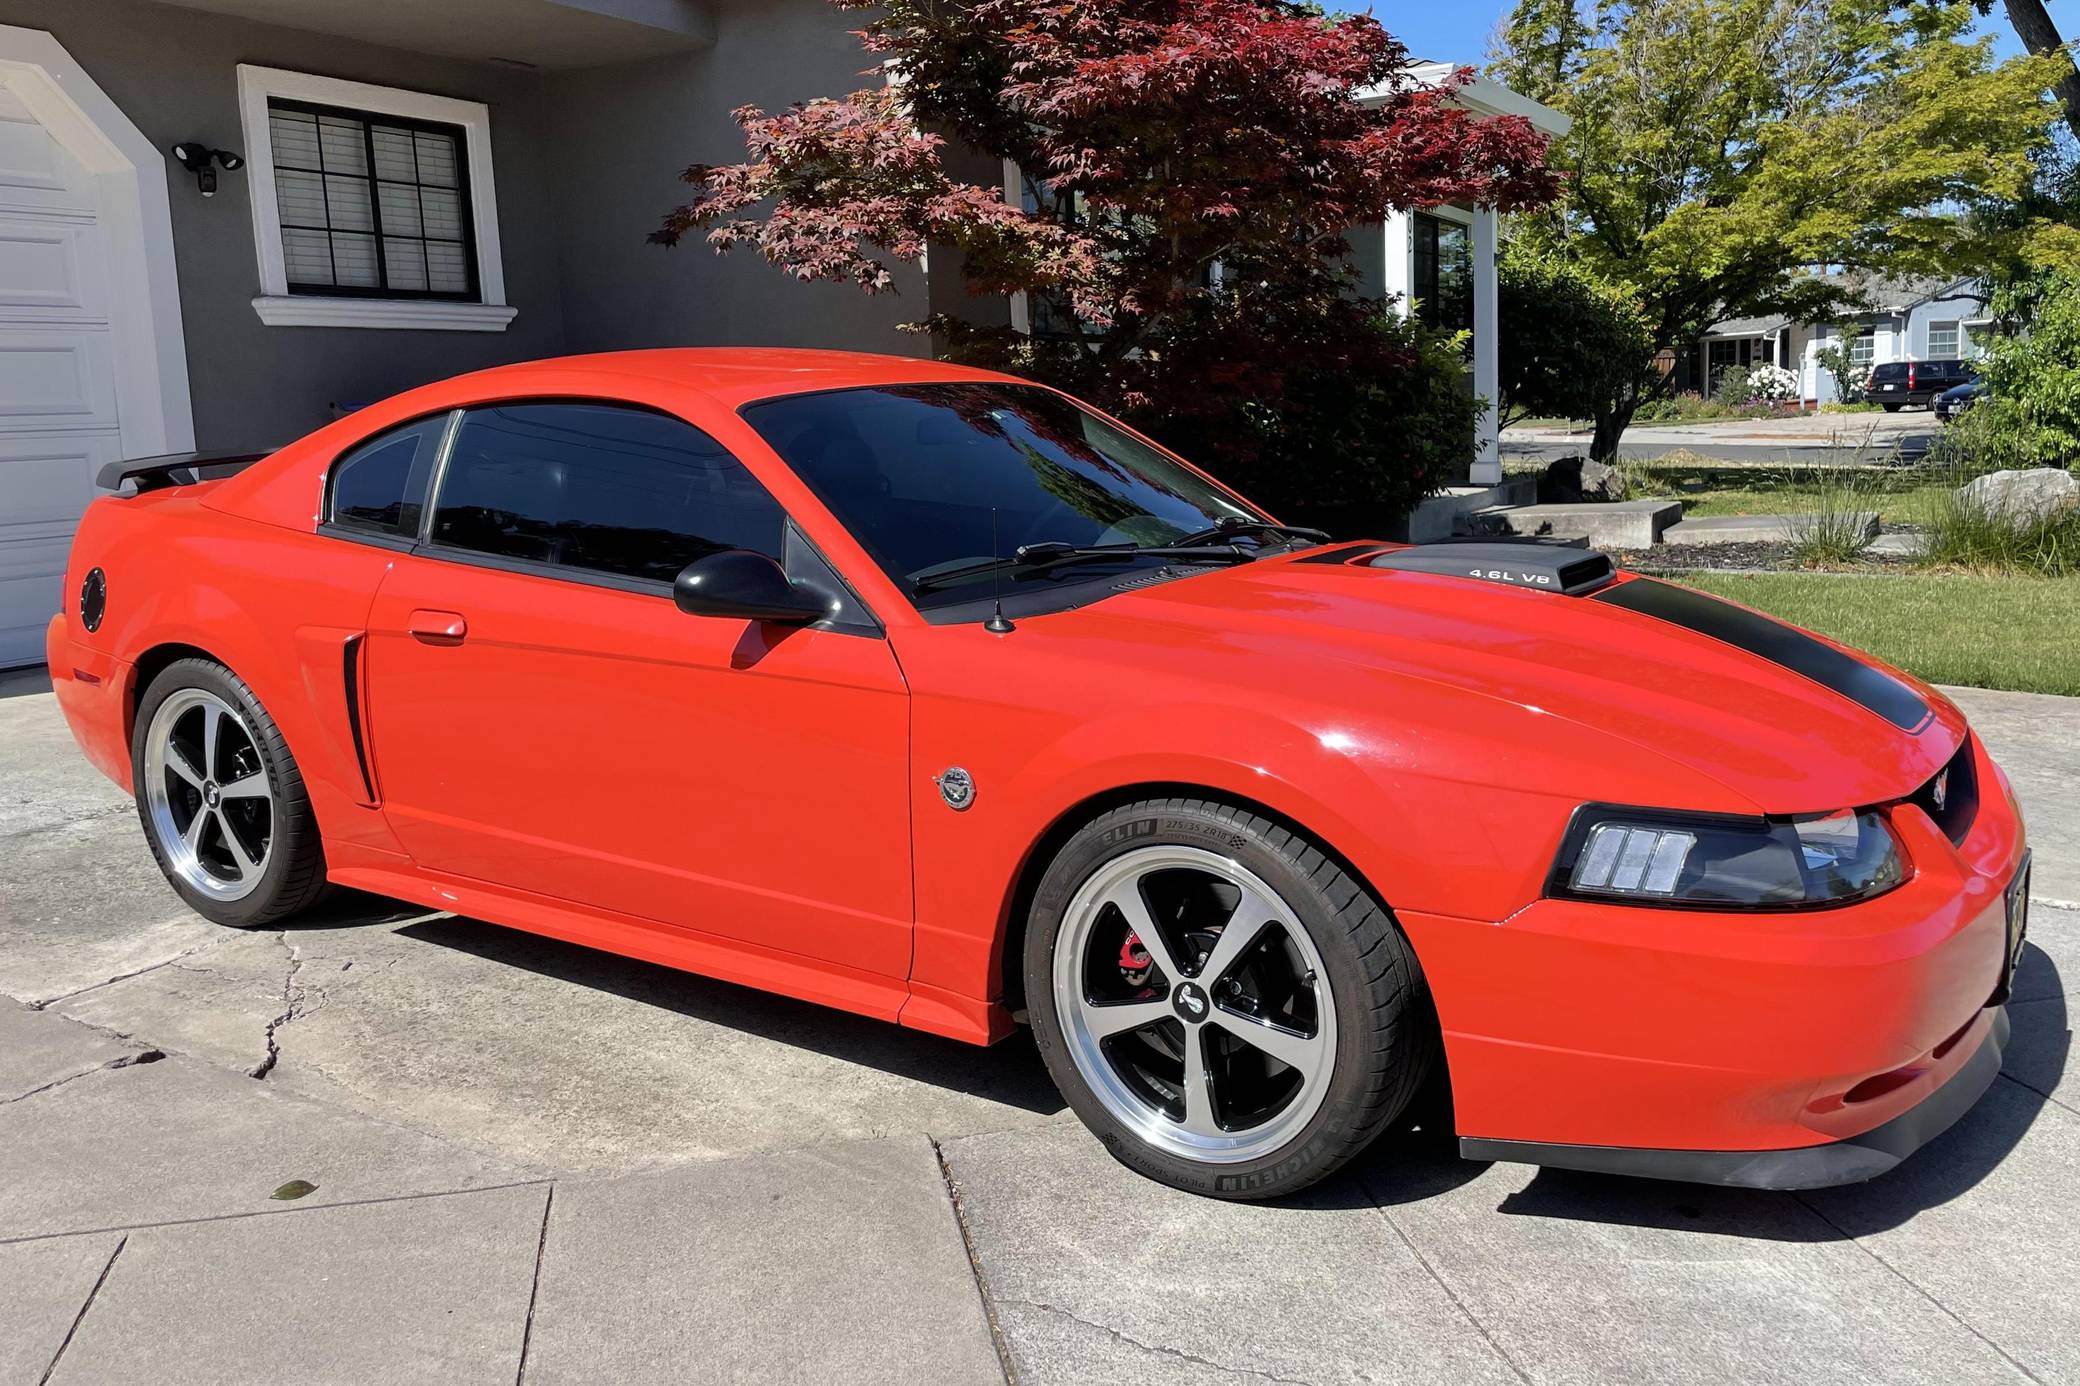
[1075,550,1963,814]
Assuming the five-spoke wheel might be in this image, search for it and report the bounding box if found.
[1054,845,1336,1163]
[132,658,329,927]
[1028,798,1436,1199]
[143,688,274,902]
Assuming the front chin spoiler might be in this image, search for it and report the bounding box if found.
[1458,1008,2009,1190]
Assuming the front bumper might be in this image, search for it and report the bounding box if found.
[1460,1007,2009,1188]
[1399,732,2026,1176]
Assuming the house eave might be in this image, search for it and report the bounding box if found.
[1358,63,1572,137]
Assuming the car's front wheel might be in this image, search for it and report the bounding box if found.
[131,658,329,928]
[1025,798,1437,1199]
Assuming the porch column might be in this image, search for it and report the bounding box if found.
[1471,206,1500,485]
[1382,209,1413,314]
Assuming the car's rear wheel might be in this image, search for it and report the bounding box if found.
[132,658,328,928]
[1882,403,1902,412]
[1025,798,1437,1199]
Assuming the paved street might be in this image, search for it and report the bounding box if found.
[2,667,2075,1385]
[1503,409,1942,465]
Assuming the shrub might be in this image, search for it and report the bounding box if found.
[1812,340,1863,405]
[1746,363,1798,402]
[1980,272,2080,469]
[1712,366,1753,408]
[1925,400,2035,479]
[1915,408,2080,575]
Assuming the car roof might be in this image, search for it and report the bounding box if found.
[433,348,1022,411]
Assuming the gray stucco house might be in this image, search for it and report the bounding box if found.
[1682,274,1992,404]
[0,0,1561,666]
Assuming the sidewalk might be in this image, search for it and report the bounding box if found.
[3,678,2077,1384]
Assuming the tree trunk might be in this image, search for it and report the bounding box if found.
[1590,402,1636,461]
[2004,0,2080,142]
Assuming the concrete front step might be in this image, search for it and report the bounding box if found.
[1472,499,1683,548]
[1660,512,1880,546]
[1404,475,1538,542]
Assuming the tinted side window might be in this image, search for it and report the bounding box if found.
[430,402,786,583]
[328,416,446,537]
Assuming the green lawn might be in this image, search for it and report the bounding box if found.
[1618,459,1946,518]
[1679,572,2080,695]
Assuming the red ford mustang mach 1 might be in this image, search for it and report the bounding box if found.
[50,350,2029,1199]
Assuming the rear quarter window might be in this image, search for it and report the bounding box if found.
[327,415,448,538]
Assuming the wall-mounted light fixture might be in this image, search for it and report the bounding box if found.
[170,142,244,197]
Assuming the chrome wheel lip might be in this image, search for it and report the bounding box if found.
[1053,844,1337,1165]
[142,688,272,904]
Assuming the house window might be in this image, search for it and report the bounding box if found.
[269,102,474,299]
[1413,213,1473,336]
[236,66,514,331]
[1849,331,1875,369]
[1927,320,1960,358]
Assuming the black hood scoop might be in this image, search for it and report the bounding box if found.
[1364,541,1617,597]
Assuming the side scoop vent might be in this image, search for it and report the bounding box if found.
[1365,541,1616,596]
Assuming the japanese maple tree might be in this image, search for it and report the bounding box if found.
[656,0,1557,526]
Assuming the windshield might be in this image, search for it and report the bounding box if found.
[741,383,1264,608]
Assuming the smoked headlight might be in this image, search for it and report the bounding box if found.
[1549,804,1905,910]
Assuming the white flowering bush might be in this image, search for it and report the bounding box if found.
[1746,363,1799,402]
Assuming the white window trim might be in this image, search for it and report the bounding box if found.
[235,65,514,332]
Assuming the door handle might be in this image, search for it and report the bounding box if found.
[407,609,468,644]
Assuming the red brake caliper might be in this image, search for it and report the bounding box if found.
[1119,931,1153,989]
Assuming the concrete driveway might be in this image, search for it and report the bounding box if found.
[2,669,2074,1385]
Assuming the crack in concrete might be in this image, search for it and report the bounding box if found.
[27,943,214,1011]
[998,1297,1319,1386]
[2,1049,165,1106]
[37,1233,125,1385]
[1365,1193,1533,1386]
[513,1185,555,1386]
[931,1139,1018,1385]
[248,935,306,1080]
[1794,1191,2045,1384]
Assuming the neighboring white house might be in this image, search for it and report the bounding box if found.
[1351,64,1572,485]
[1687,274,1991,406]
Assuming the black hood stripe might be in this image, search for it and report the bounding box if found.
[1594,579,1931,732]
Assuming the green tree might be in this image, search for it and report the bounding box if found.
[1492,0,2065,458]
[1975,0,2080,140]
[1495,246,1650,427]
[1981,271,2080,466]
[655,0,1557,528]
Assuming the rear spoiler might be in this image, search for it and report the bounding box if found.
[97,448,275,495]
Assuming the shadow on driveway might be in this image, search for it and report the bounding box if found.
[392,912,1068,1118]
[326,888,2063,1231]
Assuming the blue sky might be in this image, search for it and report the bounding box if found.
[1366,1,2076,68]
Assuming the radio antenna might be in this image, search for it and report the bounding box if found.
[984,507,1015,634]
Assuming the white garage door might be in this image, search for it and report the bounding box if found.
[0,80,121,668]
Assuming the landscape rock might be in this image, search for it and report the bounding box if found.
[1956,467,2080,529]
[1538,456,1625,505]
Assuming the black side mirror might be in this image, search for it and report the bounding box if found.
[673,550,829,624]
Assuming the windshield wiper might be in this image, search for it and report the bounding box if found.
[1167,516,1331,549]
[910,541,1253,594]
